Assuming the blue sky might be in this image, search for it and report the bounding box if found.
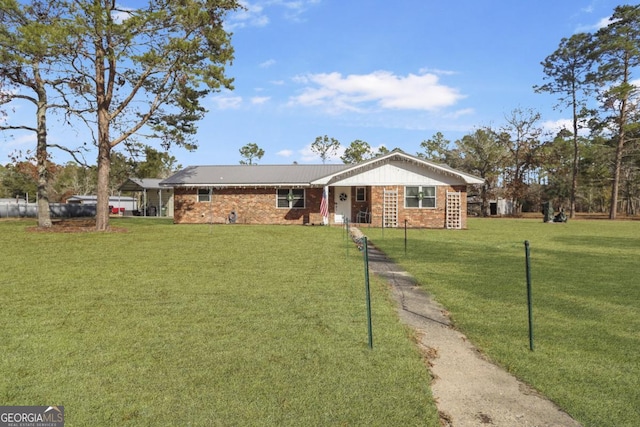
[0,0,626,167]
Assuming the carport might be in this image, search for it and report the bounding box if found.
[118,178,174,217]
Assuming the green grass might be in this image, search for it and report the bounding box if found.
[367,218,640,427]
[0,219,439,426]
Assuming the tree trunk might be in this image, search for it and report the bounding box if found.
[609,95,627,220]
[95,107,111,231]
[609,140,624,220]
[481,181,490,217]
[570,95,579,219]
[36,141,52,228]
[94,29,112,232]
[35,75,52,228]
[570,142,578,219]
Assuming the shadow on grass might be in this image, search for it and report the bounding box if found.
[552,234,640,249]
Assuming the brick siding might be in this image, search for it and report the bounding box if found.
[173,185,468,228]
[367,185,467,228]
[173,187,326,225]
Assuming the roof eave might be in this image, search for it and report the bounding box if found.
[161,182,315,188]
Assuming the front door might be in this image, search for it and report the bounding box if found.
[334,186,350,224]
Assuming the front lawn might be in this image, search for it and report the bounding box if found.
[369,218,640,427]
[0,219,439,426]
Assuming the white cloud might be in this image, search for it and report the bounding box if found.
[228,0,319,29]
[419,67,458,76]
[226,2,269,30]
[575,15,612,33]
[444,108,475,119]
[298,143,344,163]
[0,133,36,162]
[111,5,134,24]
[289,70,464,114]
[543,118,572,133]
[542,118,590,136]
[212,95,243,109]
[370,143,387,154]
[594,16,613,30]
[260,59,276,68]
[269,0,320,22]
[298,145,316,162]
[277,149,293,157]
[5,133,36,147]
[251,96,270,105]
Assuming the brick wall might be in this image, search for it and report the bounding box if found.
[368,185,468,229]
[173,187,326,225]
[173,185,468,228]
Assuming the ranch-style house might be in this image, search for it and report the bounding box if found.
[159,150,484,229]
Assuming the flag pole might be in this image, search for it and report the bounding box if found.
[321,185,329,225]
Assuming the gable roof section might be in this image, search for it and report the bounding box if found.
[160,164,350,188]
[119,178,168,192]
[160,151,484,188]
[309,151,485,186]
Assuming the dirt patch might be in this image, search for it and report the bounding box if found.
[26,218,128,233]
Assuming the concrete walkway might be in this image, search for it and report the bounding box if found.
[356,230,581,427]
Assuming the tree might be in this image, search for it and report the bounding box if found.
[578,136,613,213]
[540,129,576,209]
[311,135,340,164]
[455,127,508,216]
[375,145,390,157]
[590,5,640,219]
[134,145,180,178]
[501,108,545,214]
[341,139,372,164]
[52,161,97,200]
[535,32,595,218]
[239,142,264,165]
[417,132,451,163]
[0,0,77,227]
[62,0,240,230]
[1,161,38,200]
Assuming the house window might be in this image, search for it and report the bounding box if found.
[356,187,366,202]
[197,188,211,202]
[277,189,305,209]
[405,186,436,208]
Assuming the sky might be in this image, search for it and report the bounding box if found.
[0,0,628,167]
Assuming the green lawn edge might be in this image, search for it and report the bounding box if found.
[1,219,440,426]
[367,218,639,427]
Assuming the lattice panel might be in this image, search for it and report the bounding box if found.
[446,191,462,229]
[383,189,398,228]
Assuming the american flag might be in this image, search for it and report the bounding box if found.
[320,187,329,219]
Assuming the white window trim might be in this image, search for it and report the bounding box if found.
[356,187,366,202]
[276,188,306,209]
[404,185,436,209]
[197,188,211,203]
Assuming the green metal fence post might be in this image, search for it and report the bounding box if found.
[404,219,408,255]
[363,236,373,349]
[345,218,350,257]
[525,240,534,351]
